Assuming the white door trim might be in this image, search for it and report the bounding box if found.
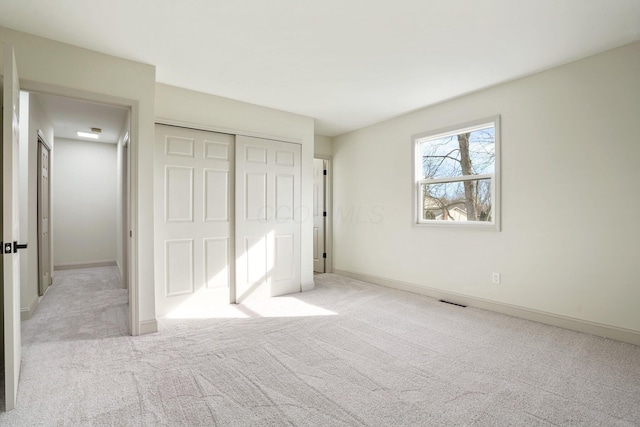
[154,118,303,145]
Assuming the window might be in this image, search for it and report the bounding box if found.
[413,116,500,229]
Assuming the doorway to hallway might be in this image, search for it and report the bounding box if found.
[18,90,132,332]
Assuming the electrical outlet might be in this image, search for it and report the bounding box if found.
[492,272,501,284]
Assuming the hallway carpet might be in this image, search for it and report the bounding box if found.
[1,267,639,425]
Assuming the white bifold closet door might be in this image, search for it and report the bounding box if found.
[235,135,301,303]
[156,125,302,316]
[155,125,234,317]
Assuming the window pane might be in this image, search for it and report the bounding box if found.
[422,179,492,222]
[420,126,495,180]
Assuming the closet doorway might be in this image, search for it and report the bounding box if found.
[155,124,302,317]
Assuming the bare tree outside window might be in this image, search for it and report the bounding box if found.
[416,120,497,224]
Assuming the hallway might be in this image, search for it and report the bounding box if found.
[24,267,129,344]
[2,266,130,418]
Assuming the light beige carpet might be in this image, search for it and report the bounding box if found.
[1,267,639,425]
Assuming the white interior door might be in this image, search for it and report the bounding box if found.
[235,136,301,303]
[1,44,22,412]
[38,140,51,295]
[313,158,326,273]
[155,125,234,317]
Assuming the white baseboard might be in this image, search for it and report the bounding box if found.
[54,261,117,271]
[139,319,158,335]
[20,294,39,321]
[334,269,640,346]
[301,281,315,292]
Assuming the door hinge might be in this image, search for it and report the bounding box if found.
[323,169,327,176]
[130,230,132,238]
[323,253,327,259]
[323,212,327,217]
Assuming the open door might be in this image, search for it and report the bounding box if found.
[1,44,23,411]
[37,137,51,296]
[313,158,326,273]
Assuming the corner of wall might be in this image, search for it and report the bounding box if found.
[314,134,333,157]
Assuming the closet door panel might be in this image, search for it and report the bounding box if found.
[235,136,301,303]
[155,124,234,317]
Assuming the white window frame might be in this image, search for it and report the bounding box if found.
[413,116,501,230]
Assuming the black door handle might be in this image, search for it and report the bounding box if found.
[13,241,28,253]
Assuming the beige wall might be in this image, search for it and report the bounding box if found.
[1,25,157,332]
[332,42,640,342]
[314,134,332,157]
[53,138,117,267]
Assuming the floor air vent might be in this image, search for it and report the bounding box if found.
[439,299,467,308]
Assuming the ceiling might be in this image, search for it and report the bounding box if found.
[2,0,639,136]
[33,93,129,144]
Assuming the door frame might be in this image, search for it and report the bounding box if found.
[121,131,130,290]
[36,131,51,296]
[23,80,141,335]
[314,155,332,273]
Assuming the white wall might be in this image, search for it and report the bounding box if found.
[154,83,316,310]
[0,25,157,333]
[53,139,117,267]
[314,134,332,157]
[18,92,54,319]
[332,42,640,342]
